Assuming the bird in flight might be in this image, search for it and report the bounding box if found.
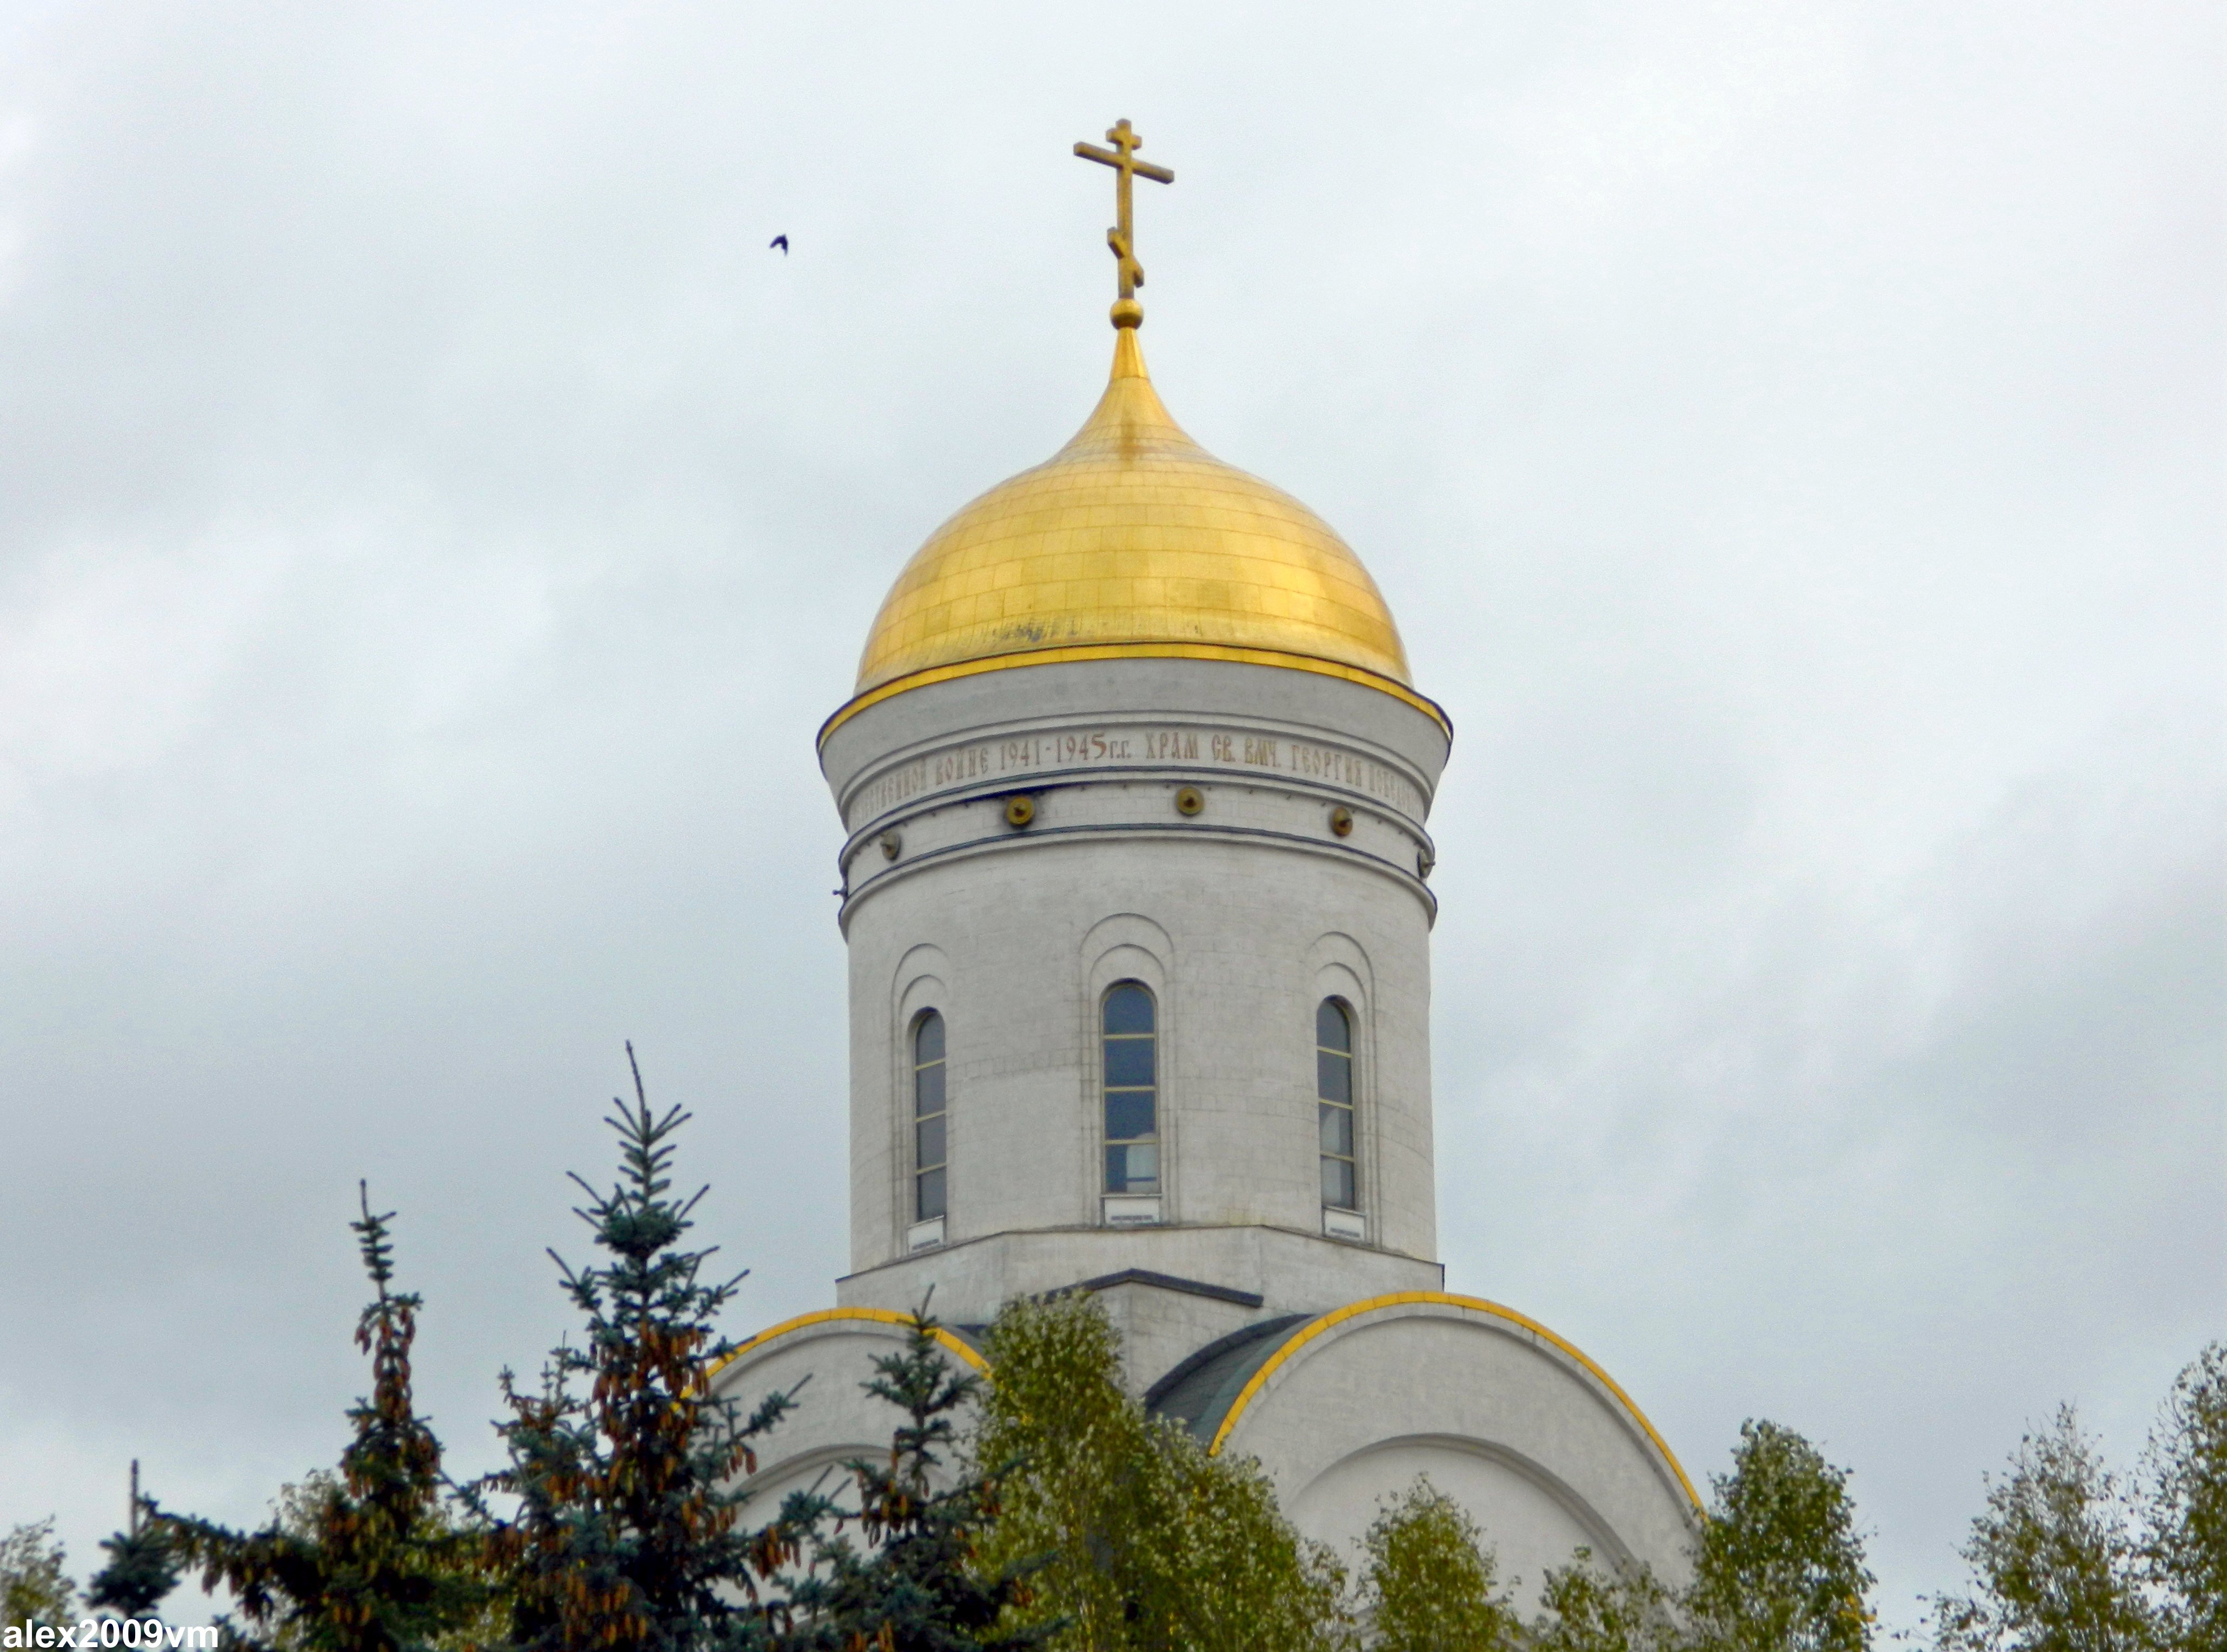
[769,234,789,254]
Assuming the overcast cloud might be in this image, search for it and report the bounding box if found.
[0,1,2219,1631]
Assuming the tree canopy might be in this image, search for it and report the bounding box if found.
[87,1466,180,1624]
[70,1049,2218,1652]
[1931,1404,2155,1652]
[149,1186,497,1652]
[1358,1476,1519,1652]
[971,1291,1350,1652]
[1530,1548,1677,1652]
[2,1521,77,1631]
[2142,1343,2226,1652]
[480,1050,806,1652]
[1686,1420,1874,1652]
[782,1311,1048,1652]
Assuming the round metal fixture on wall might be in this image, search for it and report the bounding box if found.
[879,830,902,861]
[1004,795,1037,829]
[1328,806,1354,837]
[1174,787,1205,817]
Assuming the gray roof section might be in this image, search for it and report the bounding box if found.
[1144,1313,1313,1446]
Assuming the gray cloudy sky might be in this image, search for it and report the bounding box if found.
[1,0,2219,1630]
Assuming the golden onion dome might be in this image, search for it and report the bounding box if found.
[827,328,1442,740]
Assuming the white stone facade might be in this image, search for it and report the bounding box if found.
[708,646,1705,1605]
[821,655,1448,1305]
[713,1295,1700,1602]
[1209,1296,1700,1591]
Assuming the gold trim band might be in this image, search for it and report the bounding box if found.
[1203,1290,1701,1513]
[820,643,1453,747]
[707,1295,1696,1515]
[706,1306,991,1383]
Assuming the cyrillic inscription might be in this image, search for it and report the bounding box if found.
[850,723,1421,825]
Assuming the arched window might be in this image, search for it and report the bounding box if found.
[1317,1000,1357,1210]
[1102,983,1158,1195]
[913,1011,947,1221]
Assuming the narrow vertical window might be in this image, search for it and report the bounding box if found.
[1318,1000,1357,1210]
[914,1011,947,1221]
[1102,983,1159,1195]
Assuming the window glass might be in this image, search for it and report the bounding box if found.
[1317,999,1357,1212]
[1105,1037,1155,1089]
[914,1011,947,1221]
[1319,1104,1354,1157]
[1104,984,1155,1035]
[1102,983,1158,1195]
[1105,1092,1156,1142]
[1316,998,1351,1051]
[1321,1155,1356,1209]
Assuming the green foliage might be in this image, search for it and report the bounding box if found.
[88,1525,180,1622]
[1524,1421,1866,1652]
[969,1295,1134,1649]
[150,1186,499,1652]
[1142,1437,1348,1652]
[482,1051,808,1652]
[1358,1476,1519,1652]
[2141,1343,2226,1652]
[1687,1421,1874,1652]
[971,1292,1351,1652]
[2,1519,77,1629]
[88,1473,181,1624]
[1529,1548,1677,1652]
[248,1477,503,1652]
[1930,1405,2155,1652]
[783,1311,1048,1651]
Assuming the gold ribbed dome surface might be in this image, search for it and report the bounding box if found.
[847,330,1416,712]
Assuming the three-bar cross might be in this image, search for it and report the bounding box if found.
[1074,119,1174,314]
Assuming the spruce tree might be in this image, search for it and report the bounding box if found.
[150,1186,495,1652]
[783,1311,1049,1652]
[481,1049,814,1652]
[87,1463,180,1622]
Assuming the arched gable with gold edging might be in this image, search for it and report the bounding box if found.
[1202,1291,1701,1514]
[707,1298,1693,1517]
[707,1306,990,1385]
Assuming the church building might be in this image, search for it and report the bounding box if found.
[712,121,1701,1601]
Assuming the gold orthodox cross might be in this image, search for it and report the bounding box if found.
[1074,118,1174,324]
